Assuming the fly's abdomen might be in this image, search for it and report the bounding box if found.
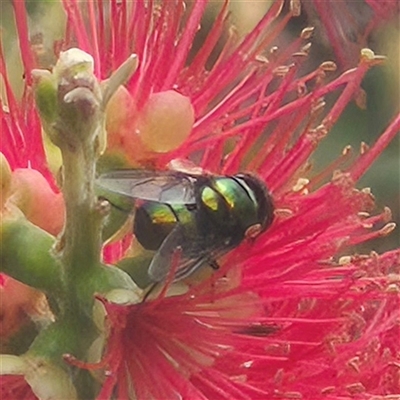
[134,201,196,251]
[134,202,178,250]
[199,185,230,229]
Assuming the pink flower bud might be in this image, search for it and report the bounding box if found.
[105,85,146,165]
[137,90,195,153]
[9,169,64,236]
[0,276,49,343]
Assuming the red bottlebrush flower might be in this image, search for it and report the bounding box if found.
[0,33,50,181]
[1,0,399,399]
[56,1,400,399]
[70,251,400,399]
[1,38,64,236]
[61,0,322,166]
[0,374,38,400]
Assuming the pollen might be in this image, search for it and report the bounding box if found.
[292,178,310,192]
[245,224,263,239]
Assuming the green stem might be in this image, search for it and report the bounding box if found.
[60,143,103,274]
[52,75,137,314]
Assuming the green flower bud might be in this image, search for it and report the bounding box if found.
[31,69,58,134]
[73,262,141,315]
[33,48,104,153]
[0,215,61,294]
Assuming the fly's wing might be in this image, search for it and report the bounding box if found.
[97,170,197,205]
[148,225,229,282]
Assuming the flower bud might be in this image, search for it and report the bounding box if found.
[9,168,64,236]
[53,48,94,78]
[33,48,105,153]
[0,153,12,209]
[137,90,195,153]
[0,276,52,344]
[0,215,61,293]
[32,69,58,131]
[104,85,145,165]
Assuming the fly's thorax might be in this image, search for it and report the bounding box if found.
[197,177,261,242]
[133,201,196,251]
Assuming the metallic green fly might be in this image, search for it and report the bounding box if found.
[97,170,274,283]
